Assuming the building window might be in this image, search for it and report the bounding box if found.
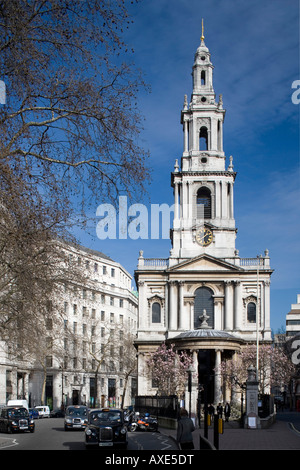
[247,302,256,323]
[199,126,208,150]
[152,302,161,323]
[197,187,211,219]
[194,287,214,329]
[46,356,53,367]
[201,70,206,85]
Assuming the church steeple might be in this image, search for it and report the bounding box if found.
[171,31,237,261]
[201,18,205,42]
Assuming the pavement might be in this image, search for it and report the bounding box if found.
[160,413,300,451]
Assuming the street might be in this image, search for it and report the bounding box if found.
[0,417,178,451]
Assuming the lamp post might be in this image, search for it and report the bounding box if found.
[256,255,262,381]
[188,365,193,418]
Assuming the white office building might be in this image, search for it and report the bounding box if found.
[0,243,138,410]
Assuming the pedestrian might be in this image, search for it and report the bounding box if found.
[176,408,195,450]
[224,402,231,422]
[217,402,223,418]
[208,403,215,421]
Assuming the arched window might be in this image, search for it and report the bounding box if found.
[194,287,214,329]
[247,302,256,323]
[152,302,161,323]
[197,187,211,219]
[201,70,206,85]
[199,126,208,150]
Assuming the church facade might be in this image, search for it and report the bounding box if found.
[134,33,273,408]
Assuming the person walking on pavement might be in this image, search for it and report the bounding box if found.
[224,402,231,422]
[217,402,223,418]
[176,408,195,450]
[208,404,215,422]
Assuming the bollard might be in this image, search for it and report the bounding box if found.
[213,414,219,449]
[213,414,224,449]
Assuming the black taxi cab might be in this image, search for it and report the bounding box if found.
[0,406,35,433]
[84,408,128,448]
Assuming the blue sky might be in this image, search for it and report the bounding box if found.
[77,0,299,333]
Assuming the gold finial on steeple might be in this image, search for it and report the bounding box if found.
[201,18,205,41]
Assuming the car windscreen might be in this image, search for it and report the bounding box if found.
[66,407,87,417]
[8,408,29,418]
[89,411,122,424]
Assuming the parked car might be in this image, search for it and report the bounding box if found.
[29,408,39,419]
[64,405,88,430]
[85,408,128,448]
[0,406,35,433]
[50,408,65,418]
[35,406,50,418]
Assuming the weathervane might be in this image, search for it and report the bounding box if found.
[201,18,205,42]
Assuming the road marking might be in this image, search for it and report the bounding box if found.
[156,434,173,450]
[288,422,300,436]
[0,437,19,449]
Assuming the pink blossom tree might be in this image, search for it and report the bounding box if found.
[218,344,295,395]
[146,342,193,397]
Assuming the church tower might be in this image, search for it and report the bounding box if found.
[171,27,236,260]
[135,28,273,404]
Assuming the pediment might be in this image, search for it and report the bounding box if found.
[168,254,242,273]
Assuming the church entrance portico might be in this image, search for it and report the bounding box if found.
[170,329,244,409]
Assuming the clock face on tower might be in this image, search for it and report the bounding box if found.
[195,227,213,246]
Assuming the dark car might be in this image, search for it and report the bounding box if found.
[50,408,65,418]
[64,405,88,431]
[85,408,128,448]
[0,406,35,433]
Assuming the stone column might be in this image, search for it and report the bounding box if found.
[178,281,184,330]
[224,281,233,330]
[234,281,242,330]
[138,281,145,328]
[191,350,198,419]
[164,282,169,329]
[214,350,222,404]
[215,180,221,219]
[221,181,227,219]
[169,281,177,330]
[184,119,188,152]
[264,280,271,331]
[174,182,179,221]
